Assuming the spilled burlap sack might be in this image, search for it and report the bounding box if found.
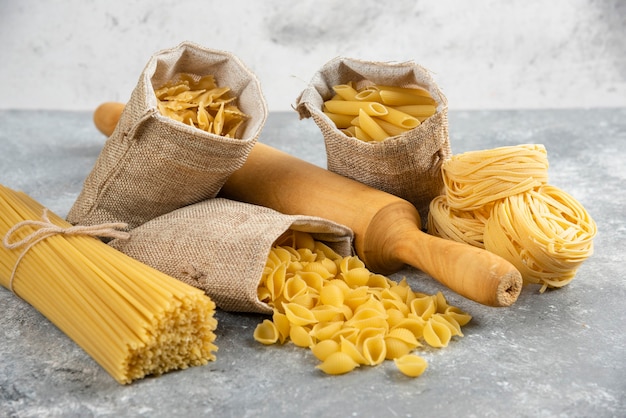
[295,57,451,227]
[108,198,354,314]
[67,41,267,230]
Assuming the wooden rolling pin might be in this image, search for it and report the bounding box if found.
[93,102,522,307]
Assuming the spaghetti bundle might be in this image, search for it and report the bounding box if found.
[0,184,218,384]
[428,145,596,292]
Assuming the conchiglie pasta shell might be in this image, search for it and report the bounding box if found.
[302,261,334,280]
[297,271,325,293]
[387,327,419,347]
[434,291,450,314]
[330,326,359,344]
[382,298,410,316]
[311,305,343,323]
[283,245,302,261]
[356,327,386,348]
[310,321,344,341]
[362,335,387,366]
[445,306,472,326]
[346,308,389,331]
[311,339,340,361]
[384,337,412,360]
[283,276,308,301]
[354,296,386,315]
[431,313,463,337]
[273,247,296,264]
[339,255,366,274]
[266,263,287,301]
[344,287,370,311]
[410,295,436,319]
[367,274,391,289]
[320,257,338,276]
[319,283,345,307]
[283,302,319,326]
[290,325,314,348]
[327,279,351,296]
[340,336,368,365]
[423,318,452,348]
[253,319,279,345]
[289,293,318,310]
[392,317,426,340]
[286,260,304,274]
[272,311,290,344]
[385,308,407,328]
[297,248,317,262]
[341,267,371,287]
[394,354,428,377]
[293,230,316,251]
[316,352,359,375]
[314,241,342,262]
[381,288,405,302]
[257,286,271,304]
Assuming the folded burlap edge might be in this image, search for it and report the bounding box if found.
[108,198,354,314]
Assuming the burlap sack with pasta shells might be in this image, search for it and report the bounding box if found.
[295,57,450,227]
[67,41,267,230]
[108,198,354,314]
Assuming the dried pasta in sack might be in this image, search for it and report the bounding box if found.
[109,198,354,313]
[0,185,217,385]
[296,57,450,226]
[67,41,267,230]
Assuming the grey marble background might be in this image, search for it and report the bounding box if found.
[1,0,624,112]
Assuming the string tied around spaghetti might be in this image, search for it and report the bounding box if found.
[2,208,130,295]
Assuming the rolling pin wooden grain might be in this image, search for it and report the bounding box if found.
[93,102,522,307]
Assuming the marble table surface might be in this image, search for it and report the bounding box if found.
[1,108,624,417]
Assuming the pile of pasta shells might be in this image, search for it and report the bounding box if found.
[427,144,597,292]
[254,231,471,377]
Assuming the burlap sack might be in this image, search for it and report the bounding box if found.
[295,57,451,227]
[108,198,354,314]
[67,41,267,230]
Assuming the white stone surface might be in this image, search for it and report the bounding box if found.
[1,0,624,112]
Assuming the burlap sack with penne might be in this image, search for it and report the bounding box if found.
[295,57,451,227]
[67,41,267,230]
[108,198,354,313]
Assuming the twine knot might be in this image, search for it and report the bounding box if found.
[2,209,130,295]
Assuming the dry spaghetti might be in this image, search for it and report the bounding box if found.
[0,184,218,384]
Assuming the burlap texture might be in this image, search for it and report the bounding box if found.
[67,41,268,230]
[108,198,354,314]
[295,57,451,227]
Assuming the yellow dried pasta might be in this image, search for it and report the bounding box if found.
[254,230,471,377]
[155,73,249,138]
[322,81,437,142]
[428,145,597,292]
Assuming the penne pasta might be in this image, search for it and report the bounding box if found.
[372,117,413,137]
[379,89,437,106]
[332,84,360,101]
[391,105,437,118]
[377,106,421,129]
[324,111,355,129]
[323,100,388,117]
[355,109,389,142]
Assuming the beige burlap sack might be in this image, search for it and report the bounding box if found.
[67,41,267,230]
[108,198,354,314]
[296,57,451,227]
